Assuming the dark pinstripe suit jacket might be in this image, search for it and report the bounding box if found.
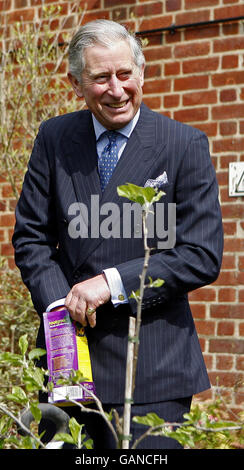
[12,103,223,404]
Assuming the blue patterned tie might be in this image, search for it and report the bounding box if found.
[98,131,118,192]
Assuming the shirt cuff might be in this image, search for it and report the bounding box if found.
[46,298,66,312]
[103,268,128,306]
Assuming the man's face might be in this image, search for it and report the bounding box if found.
[69,40,144,130]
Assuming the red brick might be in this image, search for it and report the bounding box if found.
[214,4,244,20]
[224,238,244,253]
[14,0,28,7]
[213,138,244,153]
[218,288,236,302]
[209,338,244,354]
[217,321,235,336]
[220,89,237,102]
[220,121,237,136]
[239,255,244,271]
[185,25,219,41]
[209,371,243,387]
[0,0,11,9]
[174,107,208,122]
[104,0,134,5]
[220,155,238,169]
[185,0,219,8]
[239,323,244,336]
[195,320,215,336]
[0,213,15,227]
[222,254,236,270]
[210,304,244,319]
[176,9,210,25]
[1,243,14,256]
[203,354,213,370]
[143,46,172,62]
[0,200,6,211]
[80,0,101,9]
[236,356,244,371]
[213,104,244,120]
[216,170,227,186]
[190,303,206,319]
[112,7,126,21]
[239,290,244,303]
[216,355,234,370]
[164,94,180,108]
[174,75,208,91]
[0,230,6,243]
[222,54,239,69]
[166,0,181,11]
[83,10,109,22]
[189,288,216,302]
[130,2,162,17]
[214,37,244,53]
[143,96,161,110]
[165,31,182,44]
[139,15,172,32]
[174,41,210,58]
[144,64,161,79]
[7,8,35,23]
[183,90,217,106]
[2,184,14,198]
[222,22,239,36]
[143,79,171,94]
[183,57,219,74]
[240,121,244,134]
[194,122,217,137]
[164,62,180,76]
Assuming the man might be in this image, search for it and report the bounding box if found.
[12,19,223,449]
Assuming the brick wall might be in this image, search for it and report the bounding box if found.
[0,0,244,412]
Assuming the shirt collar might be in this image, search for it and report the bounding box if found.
[92,109,140,141]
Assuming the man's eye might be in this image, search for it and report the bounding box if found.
[95,75,107,83]
[119,71,131,79]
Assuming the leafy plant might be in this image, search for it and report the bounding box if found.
[54,417,93,449]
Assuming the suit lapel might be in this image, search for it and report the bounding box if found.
[61,110,102,209]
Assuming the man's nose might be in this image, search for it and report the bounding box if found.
[107,75,123,98]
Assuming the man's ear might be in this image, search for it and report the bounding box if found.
[140,64,145,87]
[67,72,83,98]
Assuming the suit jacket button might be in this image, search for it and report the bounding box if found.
[73,271,80,280]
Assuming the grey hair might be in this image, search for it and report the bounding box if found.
[68,19,145,82]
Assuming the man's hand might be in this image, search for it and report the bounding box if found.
[64,274,111,328]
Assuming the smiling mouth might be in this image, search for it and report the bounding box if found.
[106,100,129,109]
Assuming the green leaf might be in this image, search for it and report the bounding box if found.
[54,433,75,445]
[133,412,165,427]
[28,348,46,361]
[69,417,84,446]
[19,334,28,355]
[30,403,42,423]
[0,416,12,435]
[117,183,165,207]
[22,366,45,391]
[6,386,28,405]
[0,352,23,366]
[148,277,165,288]
[129,289,140,301]
[83,438,93,449]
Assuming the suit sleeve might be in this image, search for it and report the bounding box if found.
[12,124,71,316]
[116,130,223,314]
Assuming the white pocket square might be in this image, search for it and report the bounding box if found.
[144,171,168,188]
